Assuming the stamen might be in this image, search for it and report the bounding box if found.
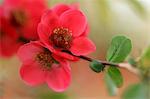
[50,27,72,50]
[36,49,58,71]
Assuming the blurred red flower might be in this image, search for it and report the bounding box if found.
[17,41,71,92]
[38,4,96,61]
[0,14,23,57]
[0,0,48,57]
[1,0,48,40]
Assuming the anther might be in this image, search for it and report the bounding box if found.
[36,50,57,71]
[50,27,72,50]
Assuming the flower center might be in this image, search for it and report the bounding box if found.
[10,10,27,27]
[36,49,58,71]
[50,27,72,50]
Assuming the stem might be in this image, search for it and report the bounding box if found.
[63,50,139,75]
[79,55,118,66]
[79,55,139,74]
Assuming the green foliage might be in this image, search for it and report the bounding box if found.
[105,35,132,96]
[122,83,148,99]
[90,60,105,73]
[37,92,68,99]
[106,35,132,63]
[122,46,150,99]
[107,67,123,87]
[138,46,150,70]
[104,72,117,96]
[104,67,123,96]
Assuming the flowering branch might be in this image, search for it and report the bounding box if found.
[63,50,139,75]
[79,55,139,75]
[1,2,149,98]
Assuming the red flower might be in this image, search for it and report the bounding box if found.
[2,0,48,40]
[38,4,96,60]
[17,41,71,92]
[0,15,22,57]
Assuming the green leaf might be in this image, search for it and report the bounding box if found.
[122,83,147,99]
[104,72,117,96]
[105,35,129,95]
[104,67,123,95]
[106,35,132,63]
[104,66,123,96]
[138,46,150,69]
[90,60,105,73]
[107,67,123,87]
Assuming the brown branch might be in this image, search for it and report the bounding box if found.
[79,55,139,74]
[118,63,140,74]
[63,50,140,75]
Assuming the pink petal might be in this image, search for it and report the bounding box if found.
[52,4,71,16]
[60,10,87,37]
[70,37,96,56]
[80,24,90,36]
[40,37,56,53]
[17,41,43,63]
[0,17,22,57]
[41,10,59,29]
[38,23,55,52]
[0,38,22,57]
[19,0,47,40]
[52,55,71,72]
[46,61,71,92]
[38,23,52,46]
[20,62,45,86]
[38,10,59,52]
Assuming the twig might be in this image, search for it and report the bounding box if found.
[79,55,139,75]
[118,63,140,74]
[63,50,140,75]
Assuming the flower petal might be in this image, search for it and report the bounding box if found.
[41,10,59,29]
[52,55,71,71]
[0,37,22,57]
[38,10,59,52]
[52,4,71,16]
[20,62,45,86]
[70,37,96,56]
[53,50,79,61]
[38,24,55,52]
[0,17,22,57]
[80,24,90,36]
[19,0,47,40]
[37,23,53,48]
[60,10,87,37]
[46,61,71,92]
[17,41,43,63]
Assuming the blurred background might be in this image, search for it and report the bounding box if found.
[0,0,150,99]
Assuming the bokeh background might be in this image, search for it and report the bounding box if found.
[0,0,150,99]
